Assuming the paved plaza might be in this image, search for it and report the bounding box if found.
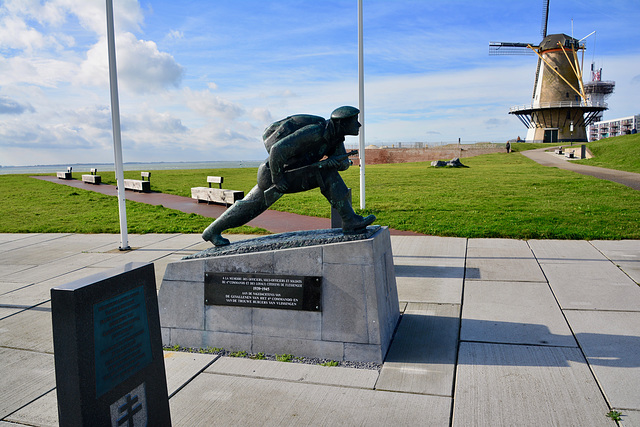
[0,232,639,426]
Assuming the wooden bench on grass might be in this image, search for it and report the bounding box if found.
[191,176,244,206]
[81,168,101,185]
[124,172,151,192]
[57,167,72,180]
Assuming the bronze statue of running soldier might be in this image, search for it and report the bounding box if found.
[202,106,376,246]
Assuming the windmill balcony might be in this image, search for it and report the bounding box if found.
[509,100,608,113]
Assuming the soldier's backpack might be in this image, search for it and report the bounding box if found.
[262,114,325,154]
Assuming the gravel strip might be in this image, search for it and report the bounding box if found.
[163,346,381,371]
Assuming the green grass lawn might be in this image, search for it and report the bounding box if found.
[575,134,640,173]
[2,149,638,239]
[0,174,266,235]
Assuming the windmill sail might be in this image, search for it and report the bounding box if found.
[489,42,535,56]
[541,0,550,37]
[534,0,550,97]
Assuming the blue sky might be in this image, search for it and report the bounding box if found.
[1,0,638,166]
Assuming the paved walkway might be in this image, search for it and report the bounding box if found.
[1,233,639,426]
[522,148,640,191]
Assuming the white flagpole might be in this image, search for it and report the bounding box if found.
[358,0,366,210]
[106,0,130,250]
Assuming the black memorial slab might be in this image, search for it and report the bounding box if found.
[205,272,322,311]
[51,262,171,427]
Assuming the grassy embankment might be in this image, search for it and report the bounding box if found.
[1,143,639,239]
[575,133,640,174]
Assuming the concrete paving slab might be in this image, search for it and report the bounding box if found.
[0,266,111,307]
[0,233,69,253]
[542,261,640,310]
[0,252,114,284]
[461,280,576,347]
[163,351,219,396]
[205,356,379,389]
[0,306,22,319]
[619,409,640,427]
[0,302,53,353]
[122,233,185,248]
[391,235,467,258]
[0,281,30,296]
[453,342,611,427]
[392,235,466,305]
[0,265,36,280]
[592,240,640,285]
[396,276,462,304]
[376,303,459,396]
[5,352,220,426]
[4,389,57,427]
[0,233,40,244]
[0,233,117,266]
[169,372,452,426]
[0,347,56,420]
[564,310,640,410]
[87,234,206,270]
[466,239,545,282]
[528,239,608,263]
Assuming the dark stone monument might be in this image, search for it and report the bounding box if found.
[159,226,400,363]
[51,262,171,427]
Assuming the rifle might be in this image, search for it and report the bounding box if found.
[264,150,358,205]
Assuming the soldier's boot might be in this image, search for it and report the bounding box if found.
[323,181,376,234]
[341,210,376,234]
[202,185,276,246]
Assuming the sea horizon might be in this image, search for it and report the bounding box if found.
[0,160,265,175]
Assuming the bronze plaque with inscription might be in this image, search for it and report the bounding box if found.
[205,272,322,311]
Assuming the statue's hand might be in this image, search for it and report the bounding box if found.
[338,158,351,171]
[322,157,341,169]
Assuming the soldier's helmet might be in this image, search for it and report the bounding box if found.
[330,106,360,120]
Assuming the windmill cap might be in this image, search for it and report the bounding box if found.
[540,34,580,51]
[331,106,360,120]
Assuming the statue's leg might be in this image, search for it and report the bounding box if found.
[319,170,376,234]
[202,184,279,246]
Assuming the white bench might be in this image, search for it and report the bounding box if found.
[191,176,243,206]
[57,167,72,180]
[124,172,151,192]
[82,168,101,185]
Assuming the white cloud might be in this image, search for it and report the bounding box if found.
[184,88,246,120]
[167,29,183,40]
[250,108,273,123]
[0,16,46,52]
[77,33,183,94]
[0,54,78,87]
[53,0,143,35]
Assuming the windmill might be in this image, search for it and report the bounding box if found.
[490,0,607,143]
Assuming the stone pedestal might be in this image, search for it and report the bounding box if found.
[158,226,399,363]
